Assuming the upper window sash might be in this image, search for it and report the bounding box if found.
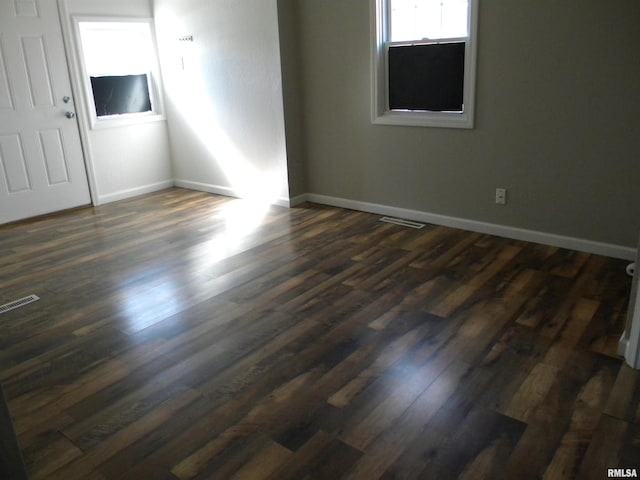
[388,0,469,42]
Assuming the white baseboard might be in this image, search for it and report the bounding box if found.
[175,179,237,199]
[619,334,629,356]
[175,179,291,208]
[289,194,309,207]
[97,180,175,205]
[304,193,636,260]
[165,186,636,260]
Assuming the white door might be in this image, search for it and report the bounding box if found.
[0,0,90,224]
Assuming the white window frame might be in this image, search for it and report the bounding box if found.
[371,0,479,128]
[72,16,165,130]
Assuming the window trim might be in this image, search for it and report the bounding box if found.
[72,16,166,130]
[371,0,479,129]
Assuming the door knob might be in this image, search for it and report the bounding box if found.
[65,111,76,119]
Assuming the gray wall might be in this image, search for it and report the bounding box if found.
[278,0,306,199]
[295,0,640,247]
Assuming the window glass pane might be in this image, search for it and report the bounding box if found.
[390,0,468,42]
[91,74,152,117]
[388,42,465,112]
[79,22,154,76]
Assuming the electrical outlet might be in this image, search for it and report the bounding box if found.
[495,188,507,205]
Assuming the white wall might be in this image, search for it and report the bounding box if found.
[153,0,291,206]
[62,0,173,204]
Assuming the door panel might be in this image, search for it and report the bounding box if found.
[22,34,56,108]
[15,0,39,18]
[0,134,30,192]
[39,128,70,185]
[0,42,11,109]
[0,0,90,224]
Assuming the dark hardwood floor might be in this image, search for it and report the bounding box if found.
[0,188,639,479]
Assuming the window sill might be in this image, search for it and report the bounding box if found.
[372,110,474,129]
[90,112,166,130]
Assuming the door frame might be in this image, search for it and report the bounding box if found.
[57,0,99,205]
[620,236,640,370]
[620,285,640,370]
[623,299,640,369]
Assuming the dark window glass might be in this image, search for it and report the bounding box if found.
[90,74,152,117]
[388,42,465,112]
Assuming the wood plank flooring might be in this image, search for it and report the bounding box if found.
[0,188,639,479]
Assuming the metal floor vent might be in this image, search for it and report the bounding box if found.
[0,295,40,315]
[380,216,426,229]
